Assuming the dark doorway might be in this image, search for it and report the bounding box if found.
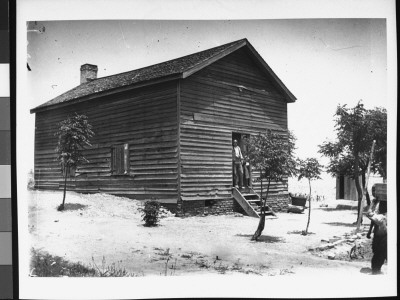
[339,175,345,199]
[232,132,251,188]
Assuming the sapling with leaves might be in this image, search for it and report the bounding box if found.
[55,113,94,211]
[297,158,323,235]
[245,129,297,241]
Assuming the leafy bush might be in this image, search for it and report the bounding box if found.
[139,200,161,226]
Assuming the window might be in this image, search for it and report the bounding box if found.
[111,143,130,175]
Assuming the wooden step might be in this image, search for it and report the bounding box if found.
[232,187,260,218]
[248,199,260,203]
[242,193,258,197]
[232,187,277,219]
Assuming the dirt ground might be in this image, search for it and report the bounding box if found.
[28,190,386,277]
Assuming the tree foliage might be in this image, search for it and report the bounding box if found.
[246,129,297,182]
[244,129,297,241]
[319,103,386,179]
[297,158,323,235]
[318,101,386,221]
[55,113,94,210]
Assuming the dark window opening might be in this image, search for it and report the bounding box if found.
[111,143,130,175]
[205,200,213,207]
[339,175,345,199]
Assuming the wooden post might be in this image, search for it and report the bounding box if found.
[356,140,376,231]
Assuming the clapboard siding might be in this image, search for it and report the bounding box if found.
[180,48,289,201]
[34,81,179,202]
[33,42,294,209]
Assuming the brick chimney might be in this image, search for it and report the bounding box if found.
[80,64,98,84]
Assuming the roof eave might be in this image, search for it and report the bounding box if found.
[30,73,182,114]
[181,39,248,79]
[244,42,297,103]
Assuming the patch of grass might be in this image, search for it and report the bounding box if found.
[162,256,178,276]
[30,248,96,277]
[30,249,139,277]
[195,258,211,269]
[214,262,229,274]
[90,256,132,277]
[279,267,295,275]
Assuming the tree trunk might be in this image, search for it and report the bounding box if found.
[356,140,375,231]
[304,179,312,235]
[361,171,371,206]
[354,155,363,223]
[251,178,271,241]
[60,166,69,210]
[259,170,263,207]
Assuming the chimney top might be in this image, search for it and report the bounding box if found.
[80,64,98,84]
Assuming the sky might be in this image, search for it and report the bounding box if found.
[24,19,387,177]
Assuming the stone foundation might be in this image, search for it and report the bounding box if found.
[175,193,289,217]
[176,198,235,217]
[264,193,290,212]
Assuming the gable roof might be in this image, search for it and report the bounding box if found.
[31,38,296,113]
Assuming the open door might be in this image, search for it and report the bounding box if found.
[232,133,252,188]
[339,174,345,199]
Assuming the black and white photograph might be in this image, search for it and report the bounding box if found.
[16,0,397,298]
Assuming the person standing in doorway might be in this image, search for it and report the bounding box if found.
[232,139,244,189]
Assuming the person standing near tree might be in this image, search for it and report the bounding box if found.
[232,139,244,189]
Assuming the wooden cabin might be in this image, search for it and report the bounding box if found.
[31,39,296,216]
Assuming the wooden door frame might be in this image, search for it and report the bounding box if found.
[232,132,252,188]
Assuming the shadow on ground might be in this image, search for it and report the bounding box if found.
[360,267,372,274]
[60,203,88,211]
[323,222,356,227]
[236,234,285,243]
[286,230,316,235]
[318,207,356,212]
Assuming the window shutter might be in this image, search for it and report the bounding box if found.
[123,143,129,174]
[111,144,130,175]
[117,145,123,174]
[111,146,116,174]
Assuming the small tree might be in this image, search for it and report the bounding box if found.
[245,129,297,241]
[55,113,94,211]
[297,158,322,235]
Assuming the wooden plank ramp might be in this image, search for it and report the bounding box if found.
[232,187,277,218]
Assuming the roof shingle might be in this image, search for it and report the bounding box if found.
[32,39,248,112]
